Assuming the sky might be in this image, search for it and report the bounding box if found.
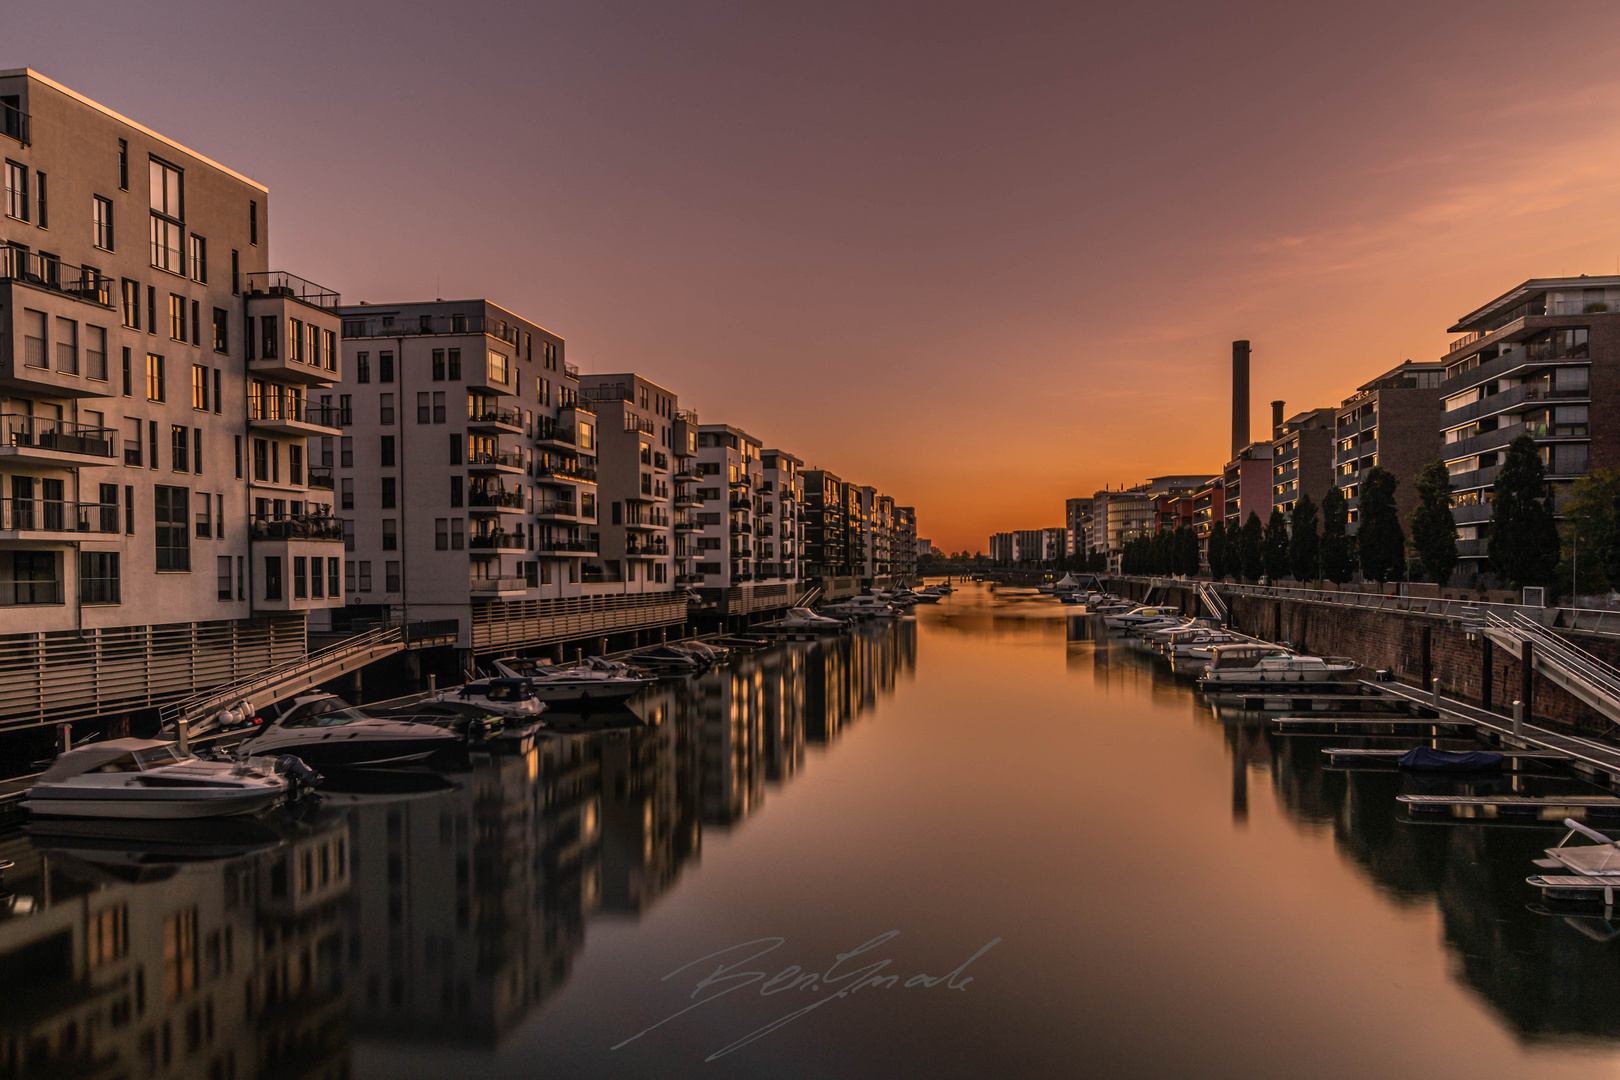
[14,1,1620,552]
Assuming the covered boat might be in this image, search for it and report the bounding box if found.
[22,739,293,819]
[1396,747,1505,773]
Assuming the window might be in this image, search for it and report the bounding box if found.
[192,364,208,410]
[217,556,232,601]
[450,433,462,465]
[356,352,369,383]
[487,351,509,386]
[357,560,372,591]
[34,170,46,227]
[234,435,242,479]
[20,309,44,369]
[449,475,462,508]
[7,551,59,605]
[417,392,430,424]
[379,352,394,383]
[191,300,200,347]
[432,350,445,380]
[169,294,186,342]
[194,429,202,475]
[86,326,107,381]
[118,139,129,190]
[380,394,394,425]
[264,556,282,601]
[451,518,464,550]
[5,160,28,221]
[249,200,258,245]
[121,279,140,329]
[231,249,239,295]
[319,437,334,468]
[258,315,277,359]
[433,391,445,424]
[154,486,190,571]
[253,439,269,481]
[380,435,395,468]
[326,557,339,598]
[94,195,114,250]
[147,286,156,333]
[381,477,396,509]
[149,159,184,273]
[448,349,461,380]
[288,443,301,485]
[188,235,206,283]
[146,354,165,401]
[435,518,448,550]
[211,308,228,353]
[293,557,307,599]
[213,369,222,413]
[382,518,397,550]
[288,318,303,363]
[79,552,120,604]
[171,425,189,472]
[340,437,353,468]
[385,561,401,593]
[125,485,135,533]
[343,518,355,551]
[55,317,78,374]
[340,477,353,509]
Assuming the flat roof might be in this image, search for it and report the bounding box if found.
[1449,275,1620,332]
[2,68,268,192]
[576,371,679,398]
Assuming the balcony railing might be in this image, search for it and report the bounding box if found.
[535,421,576,445]
[469,530,525,551]
[341,312,520,346]
[470,576,528,594]
[1,246,112,306]
[250,397,347,427]
[249,515,344,541]
[535,537,600,554]
[1,415,115,460]
[535,460,597,482]
[469,449,522,469]
[245,271,341,310]
[468,489,526,510]
[1,99,29,146]
[307,467,335,491]
[1443,421,1527,463]
[625,415,654,435]
[468,404,523,428]
[626,541,669,557]
[563,362,579,379]
[1,498,118,534]
[535,500,578,517]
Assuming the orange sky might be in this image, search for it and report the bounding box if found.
[16,2,1620,551]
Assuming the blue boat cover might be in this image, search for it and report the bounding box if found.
[1397,746,1504,772]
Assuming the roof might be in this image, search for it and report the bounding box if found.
[1353,359,1446,393]
[2,68,268,192]
[1448,275,1620,333]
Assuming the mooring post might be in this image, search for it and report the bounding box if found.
[1512,699,1525,737]
[1431,676,1441,711]
[427,673,436,691]
[56,722,72,755]
[1481,636,1493,712]
[176,719,190,756]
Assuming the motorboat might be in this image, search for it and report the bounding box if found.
[715,635,771,650]
[671,639,730,664]
[22,739,296,819]
[825,596,897,619]
[1058,592,1086,605]
[1102,605,1179,630]
[1198,647,1358,686]
[777,607,847,632]
[1164,628,1244,658]
[434,677,547,717]
[372,698,543,753]
[240,694,462,767]
[491,655,655,703]
[1535,819,1620,877]
[627,644,707,675]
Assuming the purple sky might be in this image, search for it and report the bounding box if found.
[15,1,1620,550]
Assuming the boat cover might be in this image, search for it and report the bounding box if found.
[1396,746,1504,772]
[38,739,175,781]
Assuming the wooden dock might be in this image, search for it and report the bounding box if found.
[1397,794,1620,820]
[1321,747,1571,766]
[1271,716,1473,735]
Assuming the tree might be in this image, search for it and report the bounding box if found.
[1490,434,1560,589]
[1289,491,1320,584]
[1239,511,1264,583]
[1177,526,1201,577]
[1557,468,1620,595]
[1409,460,1458,586]
[1320,486,1352,584]
[1207,520,1228,581]
[1262,508,1289,582]
[1357,466,1405,583]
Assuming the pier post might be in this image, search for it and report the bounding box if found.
[1513,699,1525,736]
[1481,637,1493,711]
[1420,627,1432,689]
[56,723,72,755]
[427,674,436,691]
[1520,640,1533,722]
[1431,677,1441,711]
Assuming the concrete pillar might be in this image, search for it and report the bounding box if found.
[56,723,72,755]
[1481,637,1493,712]
[1513,699,1525,737]
[349,668,364,701]
[1420,626,1432,689]
[1520,640,1533,723]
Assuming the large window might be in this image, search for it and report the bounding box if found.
[149,159,184,274]
[169,294,186,342]
[486,351,509,387]
[86,326,107,381]
[146,354,165,402]
[154,485,190,571]
[212,308,228,353]
[94,195,114,250]
[80,551,120,604]
[8,551,60,605]
[5,160,27,221]
[188,234,207,283]
[191,364,208,410]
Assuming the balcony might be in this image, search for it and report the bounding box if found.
[535,421,577,447]
[535,537,600,555]
[1442,382,1589,429]
[1,246,113,308]
[307,467,335,491]
[470,576,529,599]
[1,99,29,145]
[731,522,752,534]
[675,573,704,585]
[674,520,701,531]
[535,500,579,519]
[535,459,597,483]
[674,464,698,481]
[245,271,341,311]
[0,415,116,467]
[0,498,118,539]
[1450,501,1493,526]
[468,449,524,474]
[564,362,580,379]
[249,515,344,542]
[1443,422,1526,463]
[626,541,669,557]
[1445,464,1500,493]
[625,512,670,530]
[468,489,527,514]
[250,397,346,437]
[467,404,523,434]
[469,530,525,551]
[341,312,521,347]
[674,493,701,508]
[731,547,753,559]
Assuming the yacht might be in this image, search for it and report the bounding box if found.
[777,607,847,632]
[22,739,294,819]
[1102,605,1179,630]
[433,678,547,717]
[240,694,461,767]
[627,644,707,675]
[491,656,655,703]
[1197,646,1358,686]
[825,596,897,619]
[1163,627,1244,659]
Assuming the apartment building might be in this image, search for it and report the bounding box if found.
[988,527,1066,567]
[893,505,917,583]
[1064,497,1091,558]
[1269,406,1335,516]
[1333,360,1444,532]
[1439,277,1617,572]
[693,423,798,619]
[1191,477,1223,566]
[332,299,685,659]
[761,448,804,587]
[0,69,344,733]
[1221,442,1273,527]
[576,372,680,594]
[801,469,852,588]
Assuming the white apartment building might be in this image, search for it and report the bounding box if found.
[693,424,800,620]
[333,300,685,660]
[577,373,681,595]
[760,449,804,587]
[0,69,345,735]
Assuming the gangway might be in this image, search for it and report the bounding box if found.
[1198,582,1228,624]
[795,584,823,609]
[1483,612,1620,729]
[158,625,408,732]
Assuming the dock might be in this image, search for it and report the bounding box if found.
[1397,794,1620,820]
[1321,747,1571,766]
[1271,716,1473,735]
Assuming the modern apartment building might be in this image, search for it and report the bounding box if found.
[0,69,344,734]
[1439,277,1617,572]
[332,299,685,660]
[1333,360,1444,532]
[1269,406,1335,516]
[576,373,680,595]
[801,469,852,587]
[693,423,799,619]
[893,505,917,583]
[1222,442,1273,527]
[761,448,804,587]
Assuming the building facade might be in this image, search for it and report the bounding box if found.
[1334,360,1444,532]
[1269,407,1335,517]
[576,373,680,595]
[1221,442,1273,528]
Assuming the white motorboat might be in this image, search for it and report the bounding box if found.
[22,739,294,819]
[1164,628,1244,658]
[241,694,461,767]
[778,607,846,632]
[825,595,898,619]
[491,656,655,702]
[1198,647,1358,686]
[434,677,547,717]
[1103,605,1179,629]
[628,644,707,674]
[672,640,730,663]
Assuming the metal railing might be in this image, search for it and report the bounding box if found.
[0,498,118,533]
[245,271,341,310]
[469,449,522,469]
[535,422,576,445]
[535,537,600,554]
[250,396,346,427]
[249,515,344,541]
[468,489,525,510]
[1489,612,1620,728]
[1,415,116,459]
[1,246,112,306]
[307,468,335,491]
[469,530,525,550]
[340,312,520,346]
[535,460,596,482]
[625,415,654,435]
[470,576,528,594]
[564,362,579,379]
[468,404,523,428]
[1,100,28,145]
[535,500,578,516]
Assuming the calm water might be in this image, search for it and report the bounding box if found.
[4,583,1620,1079]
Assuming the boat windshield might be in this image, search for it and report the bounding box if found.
[280,698,371,728]
[134,745,184,768]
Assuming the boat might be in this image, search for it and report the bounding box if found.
[1164,628,1245,659]
[776,607,847,632]
[240,694,462,767]
[1534,819,1620,877]
[627,644,707,674]
[21,739,297,819]
[1058,592,1086,605]
[671,640,730,664]
[1197,646,1358,686]
[715,635,771,650]
[491,656,656,702]
[1102,605,1179,629]
[1049,573,1085,595]
[1395,746,1504,773]
[433,677,547,717]
[825,596,898,619]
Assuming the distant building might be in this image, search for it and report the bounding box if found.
[1334,360,1444,533]
[1270,407,1336,516]
[1222,442,1273,528]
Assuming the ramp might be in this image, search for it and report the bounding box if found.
[1484,612,1620,730]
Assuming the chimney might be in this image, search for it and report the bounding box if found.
[1271,400,1285,439]
[1231,340,1250,459]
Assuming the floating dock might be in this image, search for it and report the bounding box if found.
[1321,747,1571,766]
[1397,794,1620,820]
[1272,716,1472,735]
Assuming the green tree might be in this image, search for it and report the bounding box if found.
[1357,466,1405,583]
[1489,434,1560,589]
[1289,492,1320,584]
[1556,468,1620,595]
[1320,486,1352,584]
[1177,526,1201,577]
[1262,508,1289,581]
[1239,511,1264,583]
[1207,520,1228,581]
[1409,460,1458,586]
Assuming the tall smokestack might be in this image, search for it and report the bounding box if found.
[1271,400,1285,439]
[1231,340,1250,459]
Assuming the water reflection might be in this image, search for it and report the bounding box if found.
[0,624,914,1075]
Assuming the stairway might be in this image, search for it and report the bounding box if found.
[1198,582,1228,624]
[1483,612,1620,729]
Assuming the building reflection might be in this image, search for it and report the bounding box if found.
[0,621,915,1071]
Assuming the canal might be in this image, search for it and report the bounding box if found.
[1,582,1617,1078]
